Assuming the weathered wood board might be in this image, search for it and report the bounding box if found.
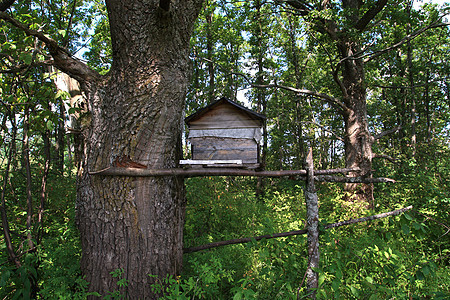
[190,137,258,164]
[179,159,243,165]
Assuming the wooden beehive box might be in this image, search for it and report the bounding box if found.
[182,97,265,168]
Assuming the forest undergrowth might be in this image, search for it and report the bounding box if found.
[1,155,449,299]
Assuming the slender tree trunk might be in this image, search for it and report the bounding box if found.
[57,99,65,173]
[206,1,215,104]
[23,105,34,251]
[425,70,432,143]
[76,1,203,298]
[287,13,305,169]
[407,3,416,157]
[37,128,50,244]
[315,0,385,206]
[0,111,21,268]
[304,147,319,298]
[22,105,39,298]
[254,0,267,196]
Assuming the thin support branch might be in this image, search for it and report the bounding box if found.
[183,206,413,253]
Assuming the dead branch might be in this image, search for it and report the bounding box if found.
[414,210,450,239]
[183,206,413,253]
[324,205,412,230]
[184,228,308,253]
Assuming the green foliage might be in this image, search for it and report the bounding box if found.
[180,172,449,299]
[102,269,128,300]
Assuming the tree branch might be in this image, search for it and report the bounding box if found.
[364,20,449,63]
[353,0,388,31]
[333,18,449,71]
[372,153,397,163]
[0,11,100,83]
[183,206,412,253]
[253,82,349,113]
[315,175,395,183]
[0,60,54,74]
[373,125,402,140]
[198,57,349,113]
[276,0,312,16]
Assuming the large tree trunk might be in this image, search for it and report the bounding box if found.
[339,39,374,206]
[75,1,203,298]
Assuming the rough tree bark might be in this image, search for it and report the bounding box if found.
[75,1,204,297]
[339,37,375,205]
[1,0,204,298]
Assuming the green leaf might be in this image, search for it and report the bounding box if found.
[412,222,422,230]
[0,270,11,286]
[404,213,413,220]
[318,274,325,287]
[233,291,242,300]
[421,265,431,276]
[68,107,77,114]
[3,42,16,51]
[416,269,425,280]
[350,286,359,298]
[331,279,340,291]
[46,120,54,131]
[58,29,67,37]
[19,52,33,65]
[401,224,410,235]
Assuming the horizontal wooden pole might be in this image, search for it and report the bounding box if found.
[183,206,412,253]
[89,167,356,177]
[89,167,395,183]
